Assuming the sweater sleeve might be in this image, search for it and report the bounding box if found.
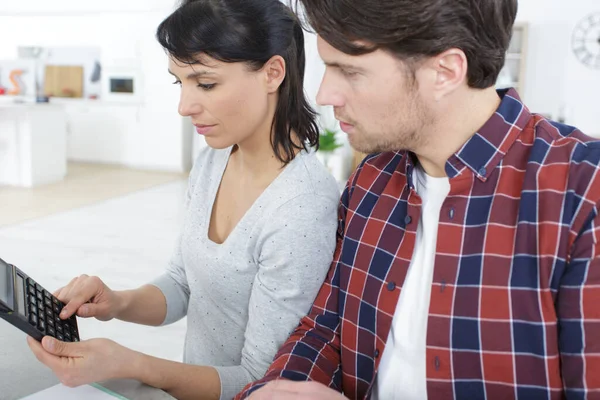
[148,150,206,325]
[149,231,191,325]
[214,192,338,400]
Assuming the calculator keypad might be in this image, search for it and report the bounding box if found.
[25,277,79,342]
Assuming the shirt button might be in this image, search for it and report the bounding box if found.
[448,207,455,220]
[387,281,396,291]
[478,167,487,177]
[434,356,441,371]
[404,215,412,225]
[375,349,380,358]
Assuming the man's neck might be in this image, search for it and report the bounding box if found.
[416,87,502,177]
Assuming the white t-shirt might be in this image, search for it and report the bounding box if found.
[373,164,450,399]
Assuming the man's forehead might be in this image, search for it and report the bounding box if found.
[316,36,366,66]
[316,36,400,71]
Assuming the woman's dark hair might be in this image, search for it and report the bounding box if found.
[157,0,319,164]
[295,0,518,89]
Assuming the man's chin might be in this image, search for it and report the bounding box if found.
[348,136,375,154]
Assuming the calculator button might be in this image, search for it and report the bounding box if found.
[47,318,55,328]
[57,333,65,342]
[36,291,43,301]
[55,317,63,326]
[53,304,60,314]
[29,314,38,326]
[47,326,56,337]
[27,278,35,287]
[52,297,60,306]
[64,330,71,340]
[28,285,36,296]
[38,319,46,332]
[29,303,38,315]
[44,290,51,299]
[56,325,63,334]
[44,297,52,308]
[35,283,44,292]
[45,308,53,318]
[72,336,79,342]
[37,299,44,309]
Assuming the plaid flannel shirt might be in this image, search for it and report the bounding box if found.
[237,89,600,399]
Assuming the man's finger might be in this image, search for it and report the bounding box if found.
[250,381,346,399]
[249,381,313,400]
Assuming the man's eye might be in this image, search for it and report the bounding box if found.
[341,70,359,78]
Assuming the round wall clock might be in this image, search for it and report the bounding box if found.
[572,12,600,69]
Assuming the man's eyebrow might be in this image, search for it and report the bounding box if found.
[323,61,365,72]
[167,69,217,80]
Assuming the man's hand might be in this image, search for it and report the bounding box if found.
[27,336,137,387]
[248,381,347,399]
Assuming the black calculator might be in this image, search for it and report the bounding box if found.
[0,257,80,342]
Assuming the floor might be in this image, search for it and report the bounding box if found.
[0,164,189,362]
[0,163,187,227]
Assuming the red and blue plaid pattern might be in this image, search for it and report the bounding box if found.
[237,89,600,399]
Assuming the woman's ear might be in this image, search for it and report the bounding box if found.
[263,55,286,93]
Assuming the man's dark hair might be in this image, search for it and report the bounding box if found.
[295,0,518,89]
[157,0,320,164]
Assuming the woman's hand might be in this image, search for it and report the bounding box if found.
[26,336,138,387]
[54,275,124,321]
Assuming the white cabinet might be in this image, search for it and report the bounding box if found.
[0,103,67,187]
[61,101,143,165]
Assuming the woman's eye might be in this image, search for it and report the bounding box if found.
[198,83,216,90]
[172,81,182,86]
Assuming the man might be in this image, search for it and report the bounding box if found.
[237,0,600,398]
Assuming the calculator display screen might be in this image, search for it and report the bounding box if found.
[16,275,25,315]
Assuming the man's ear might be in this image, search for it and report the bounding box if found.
[428,48,469,101]
[263,55,286,94]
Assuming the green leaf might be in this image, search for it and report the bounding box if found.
[318,128,342,152]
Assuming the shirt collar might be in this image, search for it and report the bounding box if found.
[444,88,532,181]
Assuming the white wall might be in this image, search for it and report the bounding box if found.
[0,0,169,14]
[0,1,193,172]
[516,0,600,136]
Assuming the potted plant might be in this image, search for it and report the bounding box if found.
[317,127,342,172]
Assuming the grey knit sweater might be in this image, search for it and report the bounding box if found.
[151,146,339,399]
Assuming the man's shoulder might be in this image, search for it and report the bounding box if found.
[532,117,600,194]
[532,116,600,164]
[526,116,600,229]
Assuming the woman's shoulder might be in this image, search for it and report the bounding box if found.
[270,150,340,207]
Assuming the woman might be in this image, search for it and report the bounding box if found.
[26,1,339,399]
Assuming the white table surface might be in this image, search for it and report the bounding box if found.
[0,321,175,400]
